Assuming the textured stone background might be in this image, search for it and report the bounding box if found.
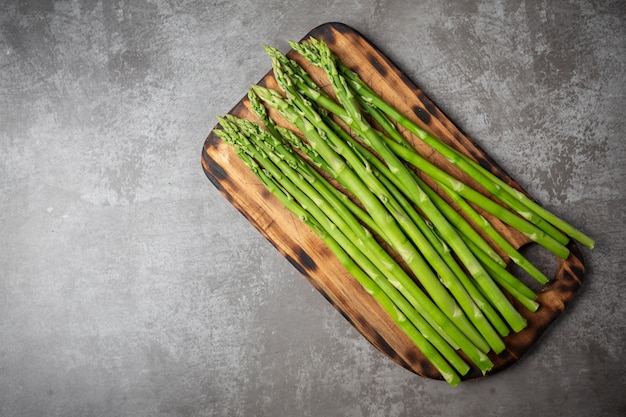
[1,0,624,416]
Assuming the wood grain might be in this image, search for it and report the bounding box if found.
[201,22,585,382]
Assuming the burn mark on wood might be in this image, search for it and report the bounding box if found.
[338,308,356,327]
[205,155,228,182]
[556,273,581,295]
[307,23,337,46]
[572,241,584,259]
[417,91,437,116]
[399,71,416,90]
[471,153,494,172]
[204,130,222,151]
[202,156,227,193]
[297,247,318,272]
[566,243,585,271]
[412,105,431,125]
[457,136,511,180]
[566,261,584,285]
[368,327,413,371]
[203,171,225,193]
[404,349,420,367]
[285,248,314,274]
[416,354,440,380]
[285,253,307,276]
[259,186,272,201]
[316,284,337,309]
[372,332,400,360]
[557,250,584,310]
[366,52,387,76]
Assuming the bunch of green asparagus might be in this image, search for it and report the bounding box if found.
[215,37,594,386]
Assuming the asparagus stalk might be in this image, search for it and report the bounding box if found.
[248,91,387,249]
[264,48,543,304]
[267,44,569,282]
[357,99,553,283]
[271,43,570,261]
[224,110,495,368]
[254,78,495,351]
[335,52,594,249]
[334,119,512,337]
[215,122,464,385]
[461,237,540,312]
[356,97,551,284]
[250,84,495,371]
[275,124,394,244]
[211,39,596,386]
[317,107,511,345]
[383,137,570,260]
[288,38,528,333]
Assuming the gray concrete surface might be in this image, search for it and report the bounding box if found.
[1,0,624,416]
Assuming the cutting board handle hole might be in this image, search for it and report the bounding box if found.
[508,242,557,292]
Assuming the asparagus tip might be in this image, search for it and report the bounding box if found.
[263,44,282,57]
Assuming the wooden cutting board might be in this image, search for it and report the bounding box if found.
[201,22,585,382]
